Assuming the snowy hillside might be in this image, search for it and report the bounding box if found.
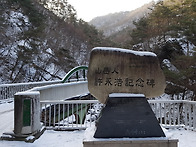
[0,0,106,84]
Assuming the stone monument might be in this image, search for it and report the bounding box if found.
[84,47,178,147]
[87,47,166,104]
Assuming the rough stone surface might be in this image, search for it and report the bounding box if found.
[87,47,166,103]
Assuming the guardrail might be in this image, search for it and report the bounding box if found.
[0,65,88,100]
[40,100,100,130]
[149,100,196,130]
[31,81,89,101]
[40,99,196,131]
[0,80,61,100]
[13,80,90,136]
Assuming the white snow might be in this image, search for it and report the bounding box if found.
[162,59,179,73]
[168,37,196,56]
[93,47,157,57]
[0,101,14,139]
[0,99,196,147]
[4,10,30,35]
[17,40,32,49]
[15,91,40,96]
[109,93,145,97]
[46,48,53,54]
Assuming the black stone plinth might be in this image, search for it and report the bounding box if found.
[94,95,165,138]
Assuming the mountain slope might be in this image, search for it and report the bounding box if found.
[0,0,108,83]
[89,2,154,36]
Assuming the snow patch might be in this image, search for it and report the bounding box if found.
[162,59,179,73]
[93,47,157,57]
[26,135,35,141]
[109,93,145,98]
[46,48,53,54]
[168,37,196,56]
[15,91,40,96]
[4,10,30,35]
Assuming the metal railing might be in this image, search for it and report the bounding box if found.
[0,65,88,100]
[40,100,101,130]
[149,100,196,130]
[40,99,196,131]
[0,80,61,100]
[31,81,88,101]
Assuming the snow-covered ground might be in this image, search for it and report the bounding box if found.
[0,99,196,147]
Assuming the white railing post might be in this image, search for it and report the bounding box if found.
[177,103,180,126]
[159,103,162,125]
[193,104,196,130]
[184,103,188,127]
[188,104,192,128]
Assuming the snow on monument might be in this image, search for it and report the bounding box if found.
[87,47,166,103]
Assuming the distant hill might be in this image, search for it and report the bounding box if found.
[89,1,154,37]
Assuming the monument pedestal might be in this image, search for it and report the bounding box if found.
[83,137,178,147]
[83,94,178,147]
[94,94,165,138]
[83,125,178,147]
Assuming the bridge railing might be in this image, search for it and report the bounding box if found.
[0,80,61,100]
[0,66,88,100]
[40,100,100,130]
[40,99,196,131]
[149,100,196,130]
[31,81,89,101]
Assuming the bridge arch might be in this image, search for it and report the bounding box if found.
[62,65,88,83]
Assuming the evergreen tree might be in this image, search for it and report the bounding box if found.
[128,0,196,100]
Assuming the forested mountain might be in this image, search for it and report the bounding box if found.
[0,0,112,83]
[90,0,196,101]
[89,1,154,37]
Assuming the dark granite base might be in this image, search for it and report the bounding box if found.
[94,95,165,138]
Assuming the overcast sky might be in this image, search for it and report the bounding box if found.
[68,0,156,22]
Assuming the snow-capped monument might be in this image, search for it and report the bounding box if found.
[87,47,166,103]
[84,47,178,147]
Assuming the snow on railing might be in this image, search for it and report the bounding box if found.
[40,99,196,131]
[30,81,88,101]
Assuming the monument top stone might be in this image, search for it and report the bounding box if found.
[87,47,166,103]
